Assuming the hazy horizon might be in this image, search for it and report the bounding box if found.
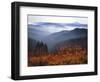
[28,15,88,33]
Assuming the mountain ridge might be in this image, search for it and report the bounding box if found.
[28,27,87,52]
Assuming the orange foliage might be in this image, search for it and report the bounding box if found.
[28,45,87,66]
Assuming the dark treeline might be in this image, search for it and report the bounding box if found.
[28,38,48,55]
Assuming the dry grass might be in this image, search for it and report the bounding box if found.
[28,46,87,66]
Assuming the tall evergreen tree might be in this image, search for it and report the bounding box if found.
[34,41,48,55]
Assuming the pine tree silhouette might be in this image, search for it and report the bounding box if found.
[34,41,48,55]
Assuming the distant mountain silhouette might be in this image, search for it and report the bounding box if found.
[45,28,87,41]
[55,37,87,50]
[28,26,87,52]
[28,27,50,41]
[65,22,87,27]
[43,28,87,51]
[29,22,87,27]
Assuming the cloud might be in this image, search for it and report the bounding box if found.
[31,22,87,27]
